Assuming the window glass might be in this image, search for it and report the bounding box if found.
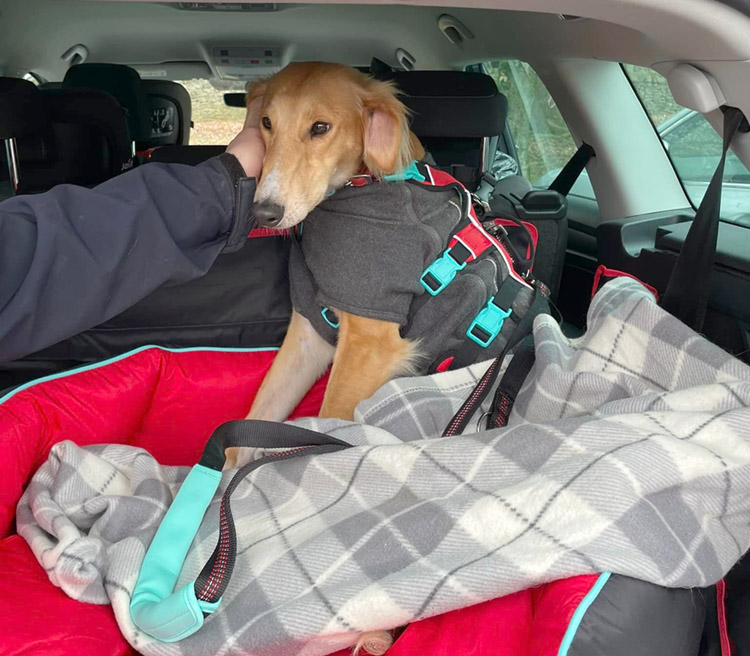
[623,64,750,219]
[483,60,581,192]
[176,78,246,145]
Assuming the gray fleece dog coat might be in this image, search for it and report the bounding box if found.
[288,163,545,373]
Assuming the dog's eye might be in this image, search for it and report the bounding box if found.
[262,116,272,130]
[311,121,330,137]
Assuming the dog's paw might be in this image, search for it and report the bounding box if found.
[223,447,241,471]
[352,630,393,655]
[223,446,267,471]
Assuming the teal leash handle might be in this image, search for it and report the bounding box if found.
[130,420,352,643]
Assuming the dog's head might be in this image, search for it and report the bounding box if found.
[245,62,423,229]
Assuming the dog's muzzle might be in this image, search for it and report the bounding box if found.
[253,202,285,228]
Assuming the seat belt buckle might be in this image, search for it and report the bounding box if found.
[420,250,467,296]
[321,307,340,329]
[467,296,512,347]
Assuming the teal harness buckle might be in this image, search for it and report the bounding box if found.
[467,296,512,347]
[383,160,426,183]
[420,250,467,295]
[321,307,340,329]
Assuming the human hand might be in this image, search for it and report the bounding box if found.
[226,126,265,179]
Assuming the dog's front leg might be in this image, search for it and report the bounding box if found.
[225,311,335,469]
[319,311,417,420]
[247,310,335,420]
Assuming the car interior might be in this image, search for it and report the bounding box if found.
[2,1,750,654]
[1,0,749,393]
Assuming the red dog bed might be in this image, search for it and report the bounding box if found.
[0,346,599,656]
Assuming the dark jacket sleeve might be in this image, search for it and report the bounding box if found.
[0,153,256,362]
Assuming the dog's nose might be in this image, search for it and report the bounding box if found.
[253,202,285,228]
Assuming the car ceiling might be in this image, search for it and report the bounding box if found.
[1,0,750,84]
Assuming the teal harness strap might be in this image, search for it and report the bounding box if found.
[129,420,352,643]
[130,464,222,642]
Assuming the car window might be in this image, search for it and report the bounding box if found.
[176,79,246,146]
[623,64,750,219]
[482,60,585,195]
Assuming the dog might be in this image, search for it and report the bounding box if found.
[232,62,425,429]
[227,61,423,656]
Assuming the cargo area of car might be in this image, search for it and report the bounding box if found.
[1,2,750,655]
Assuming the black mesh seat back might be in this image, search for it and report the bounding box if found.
[139,80,192,148]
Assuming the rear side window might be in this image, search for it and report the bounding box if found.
[483,60,580,192]
[176,79,246,146]
[623,64,750,220]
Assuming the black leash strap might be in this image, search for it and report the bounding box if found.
[193,420,352,605]
[443,285,546,437]
[661,107,747,332]
[443,335,536,437]
[548,143,595,197]
[488,337,536,429]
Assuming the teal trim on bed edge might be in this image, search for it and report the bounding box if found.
[557,572,611,656]
[0,345,280,406]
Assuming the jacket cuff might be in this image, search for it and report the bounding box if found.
[217,152,257,253]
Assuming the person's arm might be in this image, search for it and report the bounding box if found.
[0,152,256,363]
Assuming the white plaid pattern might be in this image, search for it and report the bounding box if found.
[17,278,750,656]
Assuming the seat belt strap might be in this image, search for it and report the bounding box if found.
[548,142,595,196]
[661,107,747,332]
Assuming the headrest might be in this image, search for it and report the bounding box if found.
[382,70,508,139]
[63,63,152,141]
[140,80,192,146]
[0,77,49,139]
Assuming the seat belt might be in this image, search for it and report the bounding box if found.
[476,142,595,209]
[548,142,596,196]
[661,107,747,332]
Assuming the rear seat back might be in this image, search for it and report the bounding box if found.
[0,76,133,195]
[383,70,508,191]
[148,144,224,165]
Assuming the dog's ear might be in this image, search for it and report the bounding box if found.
[244,80,268,128]
[359,79,418,177]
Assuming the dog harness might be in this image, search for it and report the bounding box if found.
[289,161,547,372]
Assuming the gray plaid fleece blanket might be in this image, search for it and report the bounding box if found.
[17,278,750,656]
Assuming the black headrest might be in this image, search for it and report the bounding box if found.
[140,80,192,147]
[382,70,507,139]
[63,63,152,141]
[0,77,49,139]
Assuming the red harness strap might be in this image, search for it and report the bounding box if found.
[341,163,535,290]
[419,165,534,289]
